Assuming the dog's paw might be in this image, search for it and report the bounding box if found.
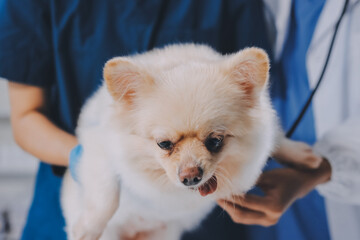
[72,219,103,240]
[273,138,322,169]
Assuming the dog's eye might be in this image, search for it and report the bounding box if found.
[205,136,224,153]
[157,141,174,150]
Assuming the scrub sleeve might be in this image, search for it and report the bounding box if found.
[0,0,54,87]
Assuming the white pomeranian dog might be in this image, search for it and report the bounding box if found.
[61,44,277,240]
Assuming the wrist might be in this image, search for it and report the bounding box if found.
[64,138,79,166]
[296,158,332,197]
[69,144,83,182]
[314,158,332,184]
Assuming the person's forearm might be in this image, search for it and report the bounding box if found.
[11,110,77,166]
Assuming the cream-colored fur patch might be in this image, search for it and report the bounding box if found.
[61,44,276,240]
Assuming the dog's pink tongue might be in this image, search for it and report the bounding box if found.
[199,176,217,197]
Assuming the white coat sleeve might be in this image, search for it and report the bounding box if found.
[315,116,360,204]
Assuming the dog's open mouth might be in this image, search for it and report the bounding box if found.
[198,175,217,197]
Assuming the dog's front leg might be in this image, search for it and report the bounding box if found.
[72,150,120,240]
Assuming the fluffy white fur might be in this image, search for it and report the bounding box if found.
[61,44,277,240]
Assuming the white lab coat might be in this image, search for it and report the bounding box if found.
[263,0,360,239]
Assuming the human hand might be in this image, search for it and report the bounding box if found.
[8,82,78,166]
[272,138,322,169]
[69,144,83,182]
[217,159,331,226]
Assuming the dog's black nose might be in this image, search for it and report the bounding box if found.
[179,167,203,186]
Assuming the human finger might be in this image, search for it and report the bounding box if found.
[229,194,272,213]
[217,200,271,226]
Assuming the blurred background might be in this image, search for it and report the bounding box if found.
[0,78,37,240]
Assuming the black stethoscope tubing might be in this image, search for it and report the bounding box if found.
[286,0,350,138]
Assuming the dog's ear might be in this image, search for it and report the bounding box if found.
[224,47,270,95]
[103,57,154,104]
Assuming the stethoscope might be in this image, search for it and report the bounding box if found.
[286,0,350,138]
